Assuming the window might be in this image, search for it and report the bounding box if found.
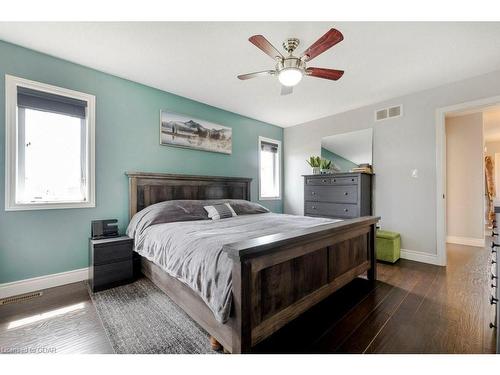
[5,75,95,210]
[259,137,281,200]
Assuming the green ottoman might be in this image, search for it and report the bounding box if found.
[376,230,401,263]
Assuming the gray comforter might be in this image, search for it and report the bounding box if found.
[128,213,340,323]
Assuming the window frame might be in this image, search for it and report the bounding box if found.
[258,136,282,201]
[5,75,96,211]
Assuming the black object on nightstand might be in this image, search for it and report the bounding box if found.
[89,236,134,292]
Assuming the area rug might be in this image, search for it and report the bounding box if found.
[90,277,218,354]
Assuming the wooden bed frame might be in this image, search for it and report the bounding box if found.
[126,172,379,353]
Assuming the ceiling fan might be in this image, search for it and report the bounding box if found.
[237,28,344,95]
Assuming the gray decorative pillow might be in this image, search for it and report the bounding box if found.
[225,200,270,215]
[204,203,237,220]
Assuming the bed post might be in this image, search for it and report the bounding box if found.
[230,259,252,354]
[128,175,138,220]
[367,223,377,281]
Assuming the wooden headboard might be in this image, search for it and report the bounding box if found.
[126,172,252,219]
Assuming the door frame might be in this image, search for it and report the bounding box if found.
[436,95,500,266]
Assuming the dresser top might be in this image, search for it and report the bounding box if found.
[302,172,373,177]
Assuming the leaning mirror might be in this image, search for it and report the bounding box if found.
[320,128,373,173]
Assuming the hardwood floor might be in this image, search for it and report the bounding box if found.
[0,282,113,353]
[0,242,496,354]
[255,242,496,354]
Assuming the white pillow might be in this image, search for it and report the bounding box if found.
[204,203,237,220]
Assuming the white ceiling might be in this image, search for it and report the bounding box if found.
[321,128,373,165]
[1,22,500,127]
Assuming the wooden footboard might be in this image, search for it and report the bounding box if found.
[223,215,379,353]
[141,215,378,354]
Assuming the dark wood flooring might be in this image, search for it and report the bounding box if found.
[0,242,496,354]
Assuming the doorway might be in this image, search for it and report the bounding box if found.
[436,95,500,266]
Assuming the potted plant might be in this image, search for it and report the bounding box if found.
[320,158,332,174]
[306,156,321,175]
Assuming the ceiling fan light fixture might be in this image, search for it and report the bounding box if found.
[278,68,303,87]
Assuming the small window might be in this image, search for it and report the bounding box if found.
[259,137,281,200]
[5,75,95,210]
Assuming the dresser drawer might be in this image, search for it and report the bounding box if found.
[305,202,358,218]
[305,185,358,204]
[305,177,332,185]
[93,240,132,265]
[305,176,359,186]
[331,176,358,185]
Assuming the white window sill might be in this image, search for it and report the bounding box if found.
[259,196,282,201]
[5,201,95,211]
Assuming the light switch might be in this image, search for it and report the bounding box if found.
[411,169,419,178]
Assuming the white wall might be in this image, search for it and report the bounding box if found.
[445,113,484,240]
[284,69,500,260]
[485,140,500,158]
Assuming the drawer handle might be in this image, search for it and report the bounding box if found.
[344,192,348,196]
[344,208,349,212]
[492,232,498,236]
[351,178,355,182]
[493,259,497,265]
[492,283,497,288]
[312,206,317,210]
[492,243,499,254]
[333,179,337,182]
[490,296,498,305]
[492,273,498,280]
[311,191,316,195]
[322,179,327,183]
[490,322,497,329]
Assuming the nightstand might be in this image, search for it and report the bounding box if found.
[89,236,134,292]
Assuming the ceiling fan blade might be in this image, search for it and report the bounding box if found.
[237,70,275,80]
[306,67,344,81]
[249,35,284,60]
[301,28,344,62]
[281,85,293,96]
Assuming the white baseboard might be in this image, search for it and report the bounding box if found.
[400,248,443,266]
[0,267,89,299]
[446,236,485,247]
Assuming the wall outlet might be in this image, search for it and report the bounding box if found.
[411,169,419,178]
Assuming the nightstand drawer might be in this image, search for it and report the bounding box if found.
[93,240,132,265]
[92,260,133,292]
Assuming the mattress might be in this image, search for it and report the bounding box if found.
[128,212,340,323]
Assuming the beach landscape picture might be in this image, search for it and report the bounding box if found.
[160,111,232,154]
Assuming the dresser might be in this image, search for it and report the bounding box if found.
[492,212,500,353]
[303,172,372,219]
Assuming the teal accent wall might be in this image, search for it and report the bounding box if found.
[320,147,357,172]
[0,40,283,283]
